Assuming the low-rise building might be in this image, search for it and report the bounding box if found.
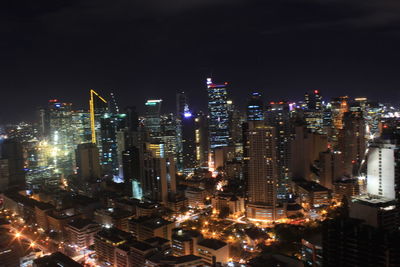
[197,239,229,266]
[94,207,134,231]
[66,218,101,248]
[94,228,131,265]
[129,216,174,242]
[185,187,206,209]
[33,252,82,267]
[172,229,203,256]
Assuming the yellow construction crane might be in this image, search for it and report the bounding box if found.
[89,89,107,144]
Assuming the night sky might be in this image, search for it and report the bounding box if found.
[1,0,400,123]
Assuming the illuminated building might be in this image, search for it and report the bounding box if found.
[94,228,131,265]
[181,106,196,169]
[172,229,203,256]
[266,101,292,197]
[197,239,229,266]
[293,180,330,208]
[246,92,264,121]
[75,143,101,181]
[47,99,75,174]
[65,218,101,248]
[331,96,349,131]
[227,99,243,146]
[366,141,398,200]
[304,90,323,133]
[94,207,134,231]
[160,113,179,163]
[244,121,282,220]
[129,216,174,241]
[301,234,322,267]
[207,78,230,150]
[71,110,91,145]
[100,112,127,175]
[144,99,163,140]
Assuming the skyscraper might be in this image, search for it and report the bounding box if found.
[304,90,323,133]
[0,139,25,190]
[366,141,399,200]
[244,122,283,220]
[207,78,229,150]
[266,101,292,197]
[75,143,101,182]
[144,99,162,140]
[246,92,264,121]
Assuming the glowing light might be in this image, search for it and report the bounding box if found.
[15,232,21,238]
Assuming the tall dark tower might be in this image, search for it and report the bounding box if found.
[246,92,264,121]
[0,139,25,189]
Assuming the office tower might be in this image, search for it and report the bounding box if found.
[290,126,328,181]
[207,78,229,151]
[266,101,292,197]
[304,90,323,133]
[122,147,142,199]
[75,143,101,181]
[176,91,188,120]
[71,110,91,145]
[48,99,75,174]
[144,99,163,140]
[181,106,196,169]
[160,113,179,162]
[195,111,209,167]
[0,139,25,189]
[246,92,264,121]
[319,150,345,189]
[366,141,399,200]
[304,90,322,111]
[340,111,366,176]
[100,113,126,176]
[331,96,349,131]
[244,121,281,220]
[142,148,176,204]
[227,99,243,147]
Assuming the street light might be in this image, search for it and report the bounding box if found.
[15,232,21,238]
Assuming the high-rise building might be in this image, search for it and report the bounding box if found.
[339,110,366,176]
[75,143,101,181]
[121,147,142,199]
[144,99,162,140]
[246,92,264,121]
[47,99,75,174]
[181,107,196,169]
[207,78,229,151]
[304,90,323,133]
[319,150,345,189]
[244,122,283,220]
[195,111,209,167]
[266,101,292,197]
[0,139,25,189]
[366,141,399,200]
[100,113,126,176]
[290,126,328,181]
[142,147,176,204]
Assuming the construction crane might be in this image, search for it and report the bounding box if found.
[89,89,107,144]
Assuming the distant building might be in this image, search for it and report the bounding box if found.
[172,229,203,256]
[207,78,230,152]
[293,180,331,209]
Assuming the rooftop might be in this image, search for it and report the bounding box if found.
[131,216,173,229]
[33,252,82,267]
[67,218,98,230]
[296,180,328,192]
[198,239,227,250]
